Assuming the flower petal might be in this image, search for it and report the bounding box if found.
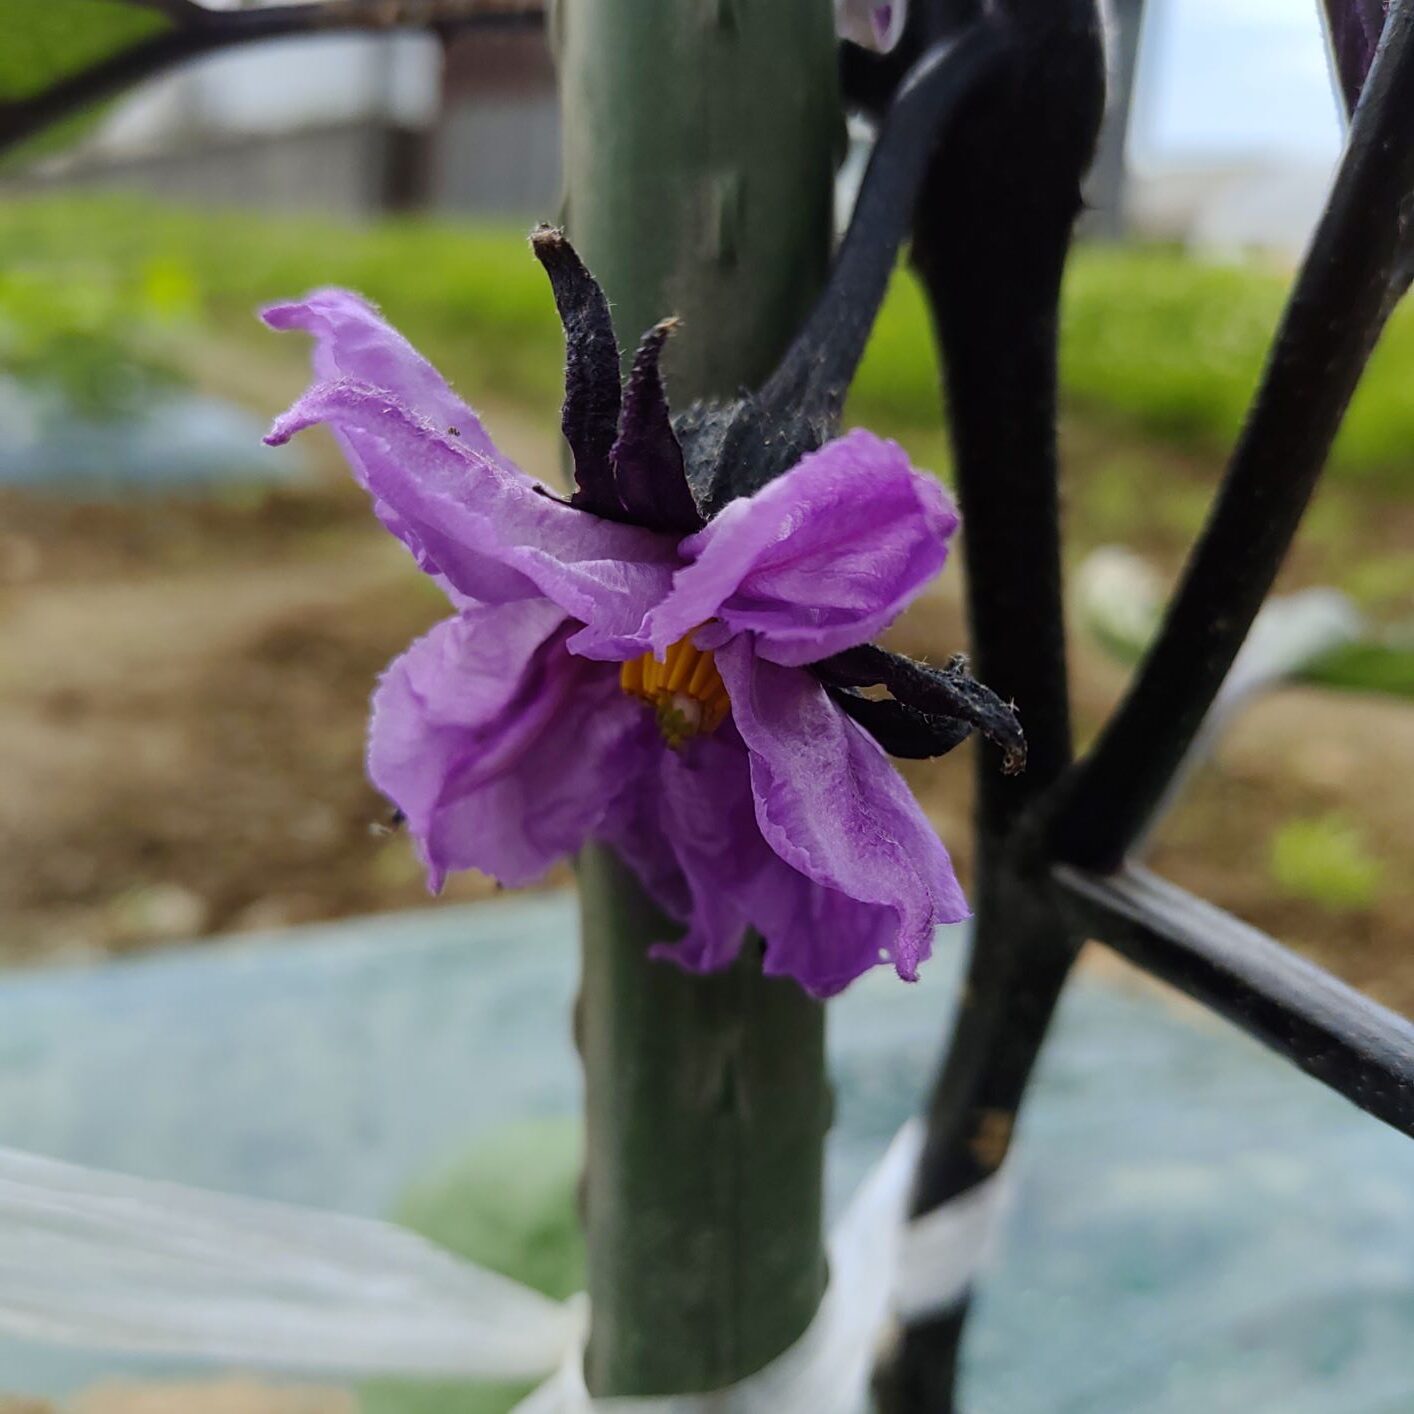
[263,289,514,473]
[642,728,764,975]
[747,857,919,998]
[267,381,681,657]
[596,769,694,924]
[716,638,968,982]
[624,724,935,996]
[370,604,650,890]
[836,0,906,53]
[644,429,957,667]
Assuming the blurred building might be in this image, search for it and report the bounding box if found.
[6,2,1341,258]
[7,28,561,222]
[1126,157,1335,259]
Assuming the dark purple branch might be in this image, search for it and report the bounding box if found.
[1054,864,1414,1136]
[0,0,545,156]
[682,23,1008,515]
[753,22,1007,432]
[1052,0,1414,872]
[874,3,1104,1409]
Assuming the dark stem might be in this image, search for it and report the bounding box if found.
[755,22,1007,429]
[0,0,544,155]
[883,871,1078,1414]
[1053,0,1414,871]
[681,22,1009,514]
[1053,864,1414,1136]
[876,4,1104,1409]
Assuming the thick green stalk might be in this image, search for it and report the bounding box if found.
[556,0,841,1396]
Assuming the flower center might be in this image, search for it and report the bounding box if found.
[619,634,730,748]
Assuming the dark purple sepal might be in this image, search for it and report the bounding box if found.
[610,319,704,534]
[530,225,624,519]
[827,687,975,759]
[817,643,1026,772]
[1321,0,1388,113]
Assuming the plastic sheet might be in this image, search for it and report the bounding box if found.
[0,1143,573,1380]
[0,1122,1005,1413]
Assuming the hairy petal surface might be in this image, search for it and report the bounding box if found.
[596,769,694,925]
[645,429,957,666]
[643,728,767,976]
[370,603,648,892]
[635,726,919,996]
[717,638,968,982]
[263,290,512,472]
[267,382,681,657]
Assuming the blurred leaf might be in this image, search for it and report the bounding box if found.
[1269,815,1383,912]
[1074,546,1163,665]
[1304,634,1414,699]
[0,0,171,102]
[0,262,190,417]
[361,1118,583,1414]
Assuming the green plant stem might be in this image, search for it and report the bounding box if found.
[556,0,841,1396]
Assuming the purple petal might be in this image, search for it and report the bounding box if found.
[835,0,906,53]
[618,724,936,996]
[716,638,968,983]
[643,728,765,975]
[263,290,513,472]
[267,381,681,658]
[645,429,958,667]
[370,603,649,890]
[748,855,920,998]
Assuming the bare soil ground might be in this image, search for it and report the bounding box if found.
[2,1381,351,1413]
[0,400,1408,1012]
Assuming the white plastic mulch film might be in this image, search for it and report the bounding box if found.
[0,1122,1010,1413]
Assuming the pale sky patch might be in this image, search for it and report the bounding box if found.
[1131,0,1344,166]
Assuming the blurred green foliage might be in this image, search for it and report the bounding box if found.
[1,194,1410,494]
[0,195,567,416]
[361,1118,583,1414]
[1305,633,1414,698]
[0,0,168,103]
[0,257,194,417]
[852,243,1414,495]
[1268,815,1384,912]
[1061,248,1414,493]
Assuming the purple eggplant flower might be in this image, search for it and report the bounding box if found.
[263,241,970,997]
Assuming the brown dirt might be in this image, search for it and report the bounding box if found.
[1,1380,352,1413]
[0,404,1408,1011]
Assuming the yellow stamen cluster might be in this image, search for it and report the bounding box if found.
[619,635,730,747]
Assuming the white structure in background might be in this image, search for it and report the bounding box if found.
[13,24,562,220]
[1126,159,1338,258]
[92,34,440,156]
[1123,0,1345,258]
[10,0,1350,253]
